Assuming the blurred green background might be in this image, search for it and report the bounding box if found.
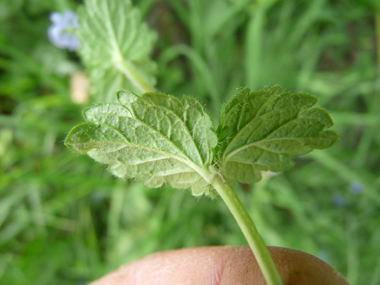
[1,0,380,284]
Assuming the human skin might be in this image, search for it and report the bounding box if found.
[90,246,350,285]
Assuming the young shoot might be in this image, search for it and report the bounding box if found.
[63,1,338,284]
[65,87,338,285]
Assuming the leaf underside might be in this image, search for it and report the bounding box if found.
[216,86,338,184]
[76,0,157,101]
[65,90,217,196]
[65,86,338,196]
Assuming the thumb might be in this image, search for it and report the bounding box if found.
[90,246,349,285]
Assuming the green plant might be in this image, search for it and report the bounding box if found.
[63,0,338,283]
[2,0,379,284]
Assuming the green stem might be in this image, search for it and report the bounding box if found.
[116,60,156,93]
[204,170,283,285]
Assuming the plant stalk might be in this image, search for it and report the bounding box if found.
[205,170,283,285]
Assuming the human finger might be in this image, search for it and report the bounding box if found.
[90,246,349,285]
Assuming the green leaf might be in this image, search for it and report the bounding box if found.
[217,86,339,184]
[65,90,218,196]
[75,0,157,101]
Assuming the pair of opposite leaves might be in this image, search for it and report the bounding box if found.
[65,86,338,197]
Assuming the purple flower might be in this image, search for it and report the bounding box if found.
[48,10,80,51]
[333,194,345,207]
[350,182,362,194]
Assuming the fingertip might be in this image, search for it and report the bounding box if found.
[90,246,235,285]
[220,246,349,285]
[267,247,349,285]
[90,246,349,285]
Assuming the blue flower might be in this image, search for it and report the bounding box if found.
[48,10,80,51]
[332,194,345,207]
[350,182,362,194]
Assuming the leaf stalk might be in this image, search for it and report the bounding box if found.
[203,169,283,285]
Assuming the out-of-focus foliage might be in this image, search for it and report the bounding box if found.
[75,0,157,101]
[0,0,380,284]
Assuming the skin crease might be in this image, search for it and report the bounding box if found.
[90,246,350,285]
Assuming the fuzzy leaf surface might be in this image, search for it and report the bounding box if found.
[217,86,338,184]
[76,0,157,101]
[65,91,217,196]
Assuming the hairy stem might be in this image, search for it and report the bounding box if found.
[204,170,283,285]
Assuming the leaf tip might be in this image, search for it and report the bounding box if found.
[64,122,94,154]
[116,89,140,106]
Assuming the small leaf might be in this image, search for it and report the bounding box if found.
[75,0,157,101]
[217,86,338,184]
[65,90,217,196]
